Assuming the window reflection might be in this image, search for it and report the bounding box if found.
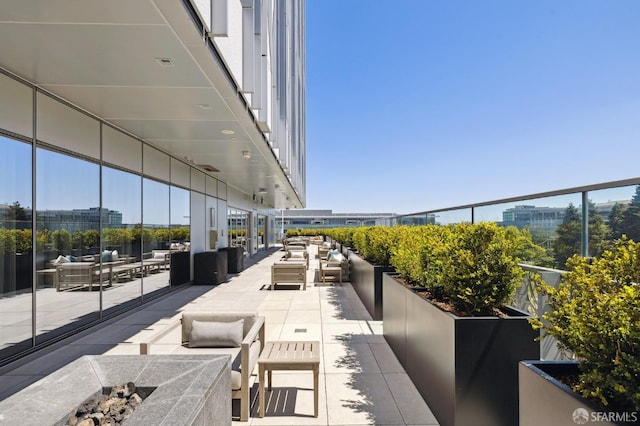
[0,136,33,357]
[35,147,100,343]
[257,215,266,251]
[142,178,170,296]
[228,208,248,256]
[102,167,142,312]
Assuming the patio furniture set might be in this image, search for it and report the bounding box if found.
[139,311,320,422]
[39,250,172,292]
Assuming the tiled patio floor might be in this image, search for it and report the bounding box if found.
[0,245,438,425]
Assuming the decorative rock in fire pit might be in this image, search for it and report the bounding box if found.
[67,382,152,425]
[0,355,231,426]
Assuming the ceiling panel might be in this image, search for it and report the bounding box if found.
[0,0,300,208]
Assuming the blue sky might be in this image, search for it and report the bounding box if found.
[305,0,640,214]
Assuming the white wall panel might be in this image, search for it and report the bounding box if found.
[218,181,227,200]
[143,145,170,181]
[194,0,212,32]
[171,157,191,188]
[0,73,32,138]
[212,0,229,36]
[102,125,142,173]
[206,175,218,197]
[36,92,100,159]
[191,168,205,192]
[212,0,243,87]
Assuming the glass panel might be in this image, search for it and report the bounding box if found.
[142,178,170,296]
[474,193,581,268]
[397,214,429,226]
[170,186,190,249]
[101,167,142,312]
[0,135,33,358]
[433,208,472,225]
[35,147,100,343]
[588,184,640,247]
[228,208,248,256]
[257,215,266,251]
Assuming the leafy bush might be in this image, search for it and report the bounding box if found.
[533,238,640,411]
[390,225,451,288]
[439,222,523,316]
[352,226,398,266]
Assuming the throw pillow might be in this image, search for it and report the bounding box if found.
[326,249,340,261]
[328,252,344,263]
[100,250,112,262]
[289,251,304,259]
[188,319,244,348]
[111,250,119,261]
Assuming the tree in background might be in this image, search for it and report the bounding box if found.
[607,185,640,242]
[553,202,609,268]
[4,201,28,221]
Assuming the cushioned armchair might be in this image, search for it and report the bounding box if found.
[140,311,265,421]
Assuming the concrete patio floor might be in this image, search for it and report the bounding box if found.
[0,245,438,425]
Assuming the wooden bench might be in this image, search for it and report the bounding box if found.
[270,262,307,290]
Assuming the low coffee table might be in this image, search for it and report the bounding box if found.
[258,341,320,418]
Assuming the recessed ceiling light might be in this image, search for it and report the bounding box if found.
[198,104,212,110]
[221,129,235,135]
[242,150,251,159]
[155,58,174,67]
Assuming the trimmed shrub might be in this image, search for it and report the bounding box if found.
[534,238,640,411]
[439,222,523,316]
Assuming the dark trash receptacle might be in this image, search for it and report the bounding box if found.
[220,246,244,274]
[194,251,228,285]
[170,251,190,286]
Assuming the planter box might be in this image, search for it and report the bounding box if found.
[383,272,539,426]
[348,250,392,320]
[193,251,227,285]
[519,361,636,426]
[169,251,190,286]
[219,246,244,273]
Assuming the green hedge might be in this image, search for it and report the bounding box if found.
[534,238,640,411]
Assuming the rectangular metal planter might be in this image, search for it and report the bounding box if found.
[349,250,391,320]
[383,272,539,426]
[519,361,633,426]
[193,251,228,284]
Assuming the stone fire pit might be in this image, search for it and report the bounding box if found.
[0,355,231,425]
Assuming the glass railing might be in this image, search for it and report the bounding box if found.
[367,177,640,360]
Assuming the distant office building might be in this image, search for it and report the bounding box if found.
[276,209,395,233]
[594,200,630,220]
[502,205,565,233]
[38,207,123,232]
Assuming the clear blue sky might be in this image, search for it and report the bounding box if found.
[305,0,640,214]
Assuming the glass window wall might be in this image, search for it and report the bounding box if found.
[142,178,170,297]
[228,208,249,256]
[0,135,33,358]
[35,147,100,344]
[101,166,142,313]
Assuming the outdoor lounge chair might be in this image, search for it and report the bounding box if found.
[139,311,265,422]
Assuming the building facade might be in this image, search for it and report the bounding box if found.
[0,0,305,364]
[276,209,396,237]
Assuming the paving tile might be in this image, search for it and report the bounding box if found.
[323,342,381,374]
[0,245,439,426]
[325,373,404,425]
